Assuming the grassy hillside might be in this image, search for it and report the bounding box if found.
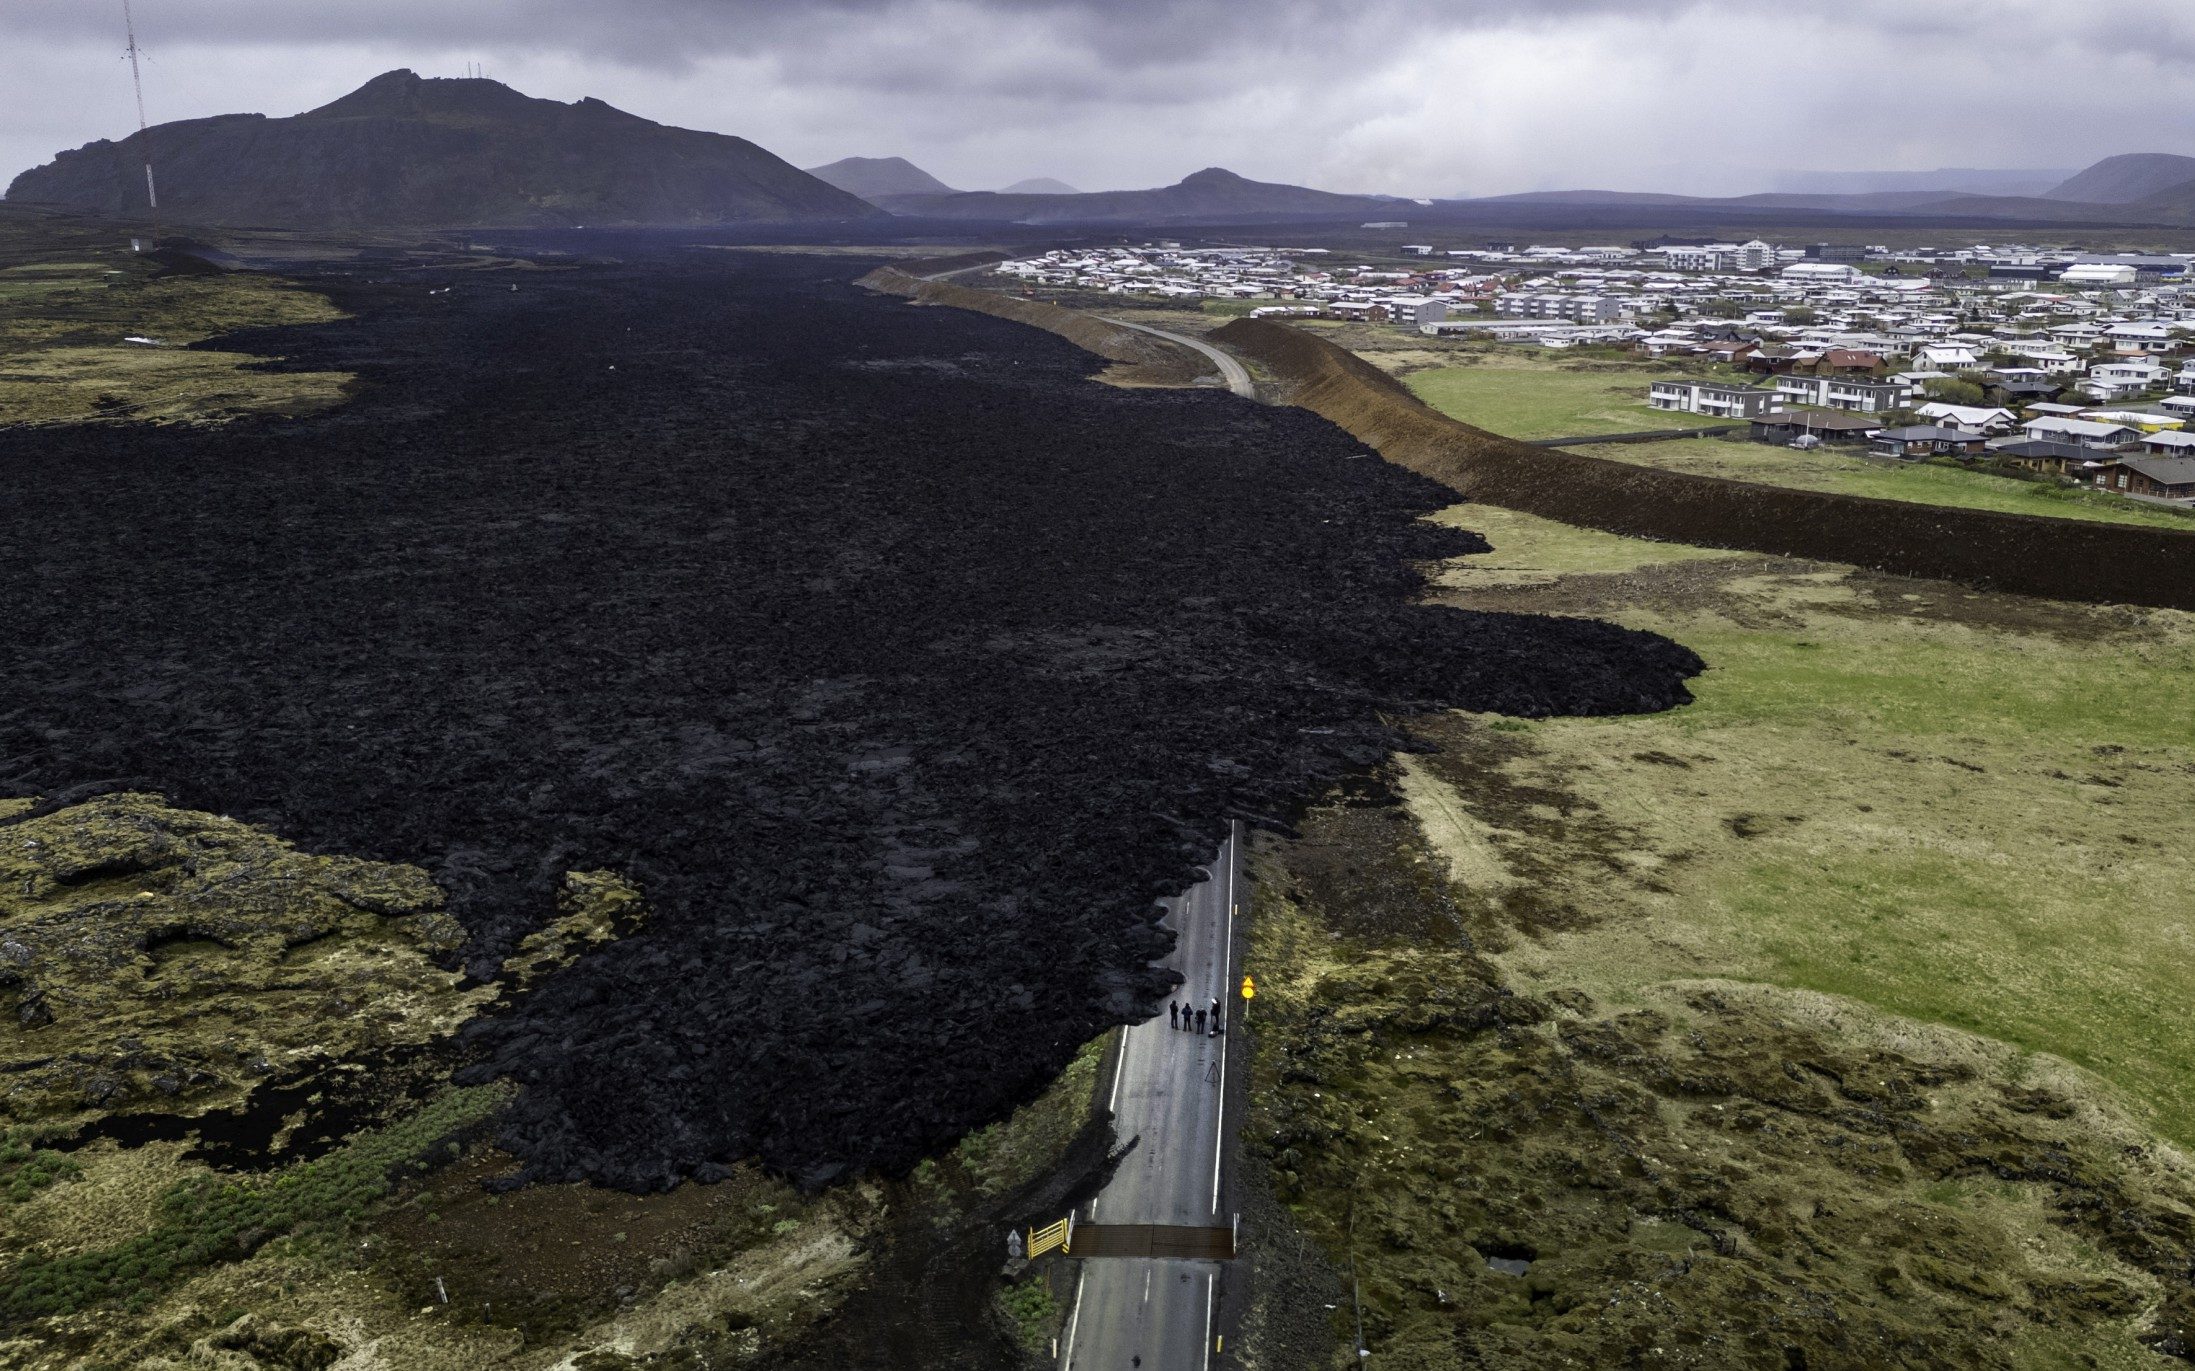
[1403,347,2194,529]
[1432,506,2195,1138]
[1404,353,1681,438]
[0,214,348,427]
[1589,435,2195,530]
[1242,504,2195,1366]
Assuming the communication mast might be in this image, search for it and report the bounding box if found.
[123,0,158,223]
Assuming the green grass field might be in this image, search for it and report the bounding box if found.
[0,224,349,427]
[1248,501,2195,1366]
[1433,504,2195,1144]
[1588,436,2195,530]
[1398,348,2195,529]
[1404,356,1682,438]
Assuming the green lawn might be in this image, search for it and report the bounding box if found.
[1198,297,1286,318]
[1438,504,2195,1144]
[1586,436,2195,530]
[1401,346,2195,531]
[1405,359,1681,439]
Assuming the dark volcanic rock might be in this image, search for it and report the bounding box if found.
[5,69,884,229]
[0,247,1699,1189]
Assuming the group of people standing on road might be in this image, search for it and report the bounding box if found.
[1169,997,1222,1036]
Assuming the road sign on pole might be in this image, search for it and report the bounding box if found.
[1240,974,1256,1001]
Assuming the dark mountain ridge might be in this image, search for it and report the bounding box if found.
[998,177,1080,195]
[6,69,883,229]
[2045,152,2195,203]
[804,155,956,199]
[874,166,1399,223]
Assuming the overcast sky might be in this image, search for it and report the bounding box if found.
[4,1,2191,198]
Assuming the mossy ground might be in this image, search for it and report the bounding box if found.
[1242,503,2195,1367]
[0,794,1105,1368]
[0,792,876,1368]
[0,212,349,427]
[0,794,482,1131]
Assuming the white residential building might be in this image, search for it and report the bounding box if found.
[2084,359,2170,400]
[1649,379,1783,418]
[2023,416,2141,449]
[1773,374,1914,413]
[2003,344,2083,374]
[1385,295,1450,326]
[1915,403,2018,434]
[1913,342,1983,370]
[2106,322,2178,353]
[1663,240,1773,273]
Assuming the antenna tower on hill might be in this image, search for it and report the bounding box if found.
[122,0,159,237]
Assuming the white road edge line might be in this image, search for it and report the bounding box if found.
[1060,1268,1087,1369]
[1203,1271,1216,1371]
[1107,1025,1129,1115]
[1212,821,1235,1214]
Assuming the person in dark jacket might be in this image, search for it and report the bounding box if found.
[1209,997,1222,1035]
[1194,1007,1207,1034]
[1169,1001,1180,1029]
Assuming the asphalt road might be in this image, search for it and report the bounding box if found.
[1061,822,1239,1370]
[909,262,1254,401]
[1106,319,1258,400]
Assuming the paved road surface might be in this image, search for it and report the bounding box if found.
[907,264,1254,401]
[1060,822,1239,1370]
[1106,319,1257,399]
[919,261,1001,281]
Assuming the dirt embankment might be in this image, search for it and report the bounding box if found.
[1210,316,2195,611]
[862,266,1203,384]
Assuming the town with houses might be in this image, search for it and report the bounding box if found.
[993,239,2195,503]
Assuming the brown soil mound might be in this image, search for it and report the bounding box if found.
[1210,317,2195,611]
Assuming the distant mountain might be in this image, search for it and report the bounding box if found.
[2045,153,2195,203]
[1447,183,2179,226]
[1766,167,2071,197]
[5,69,884,229]
[874,167,1390,223]
[804,155,956,199]
[997,177,1079,195]
[1470,188,1700,206]
[1474,184,2095,215]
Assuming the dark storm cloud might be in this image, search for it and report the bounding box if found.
[6,1,2195,196]
[19,0,1308,65]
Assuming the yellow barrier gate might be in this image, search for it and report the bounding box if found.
[1027,1214,1073,1257]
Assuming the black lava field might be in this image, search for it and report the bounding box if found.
[0,250,1700,1189]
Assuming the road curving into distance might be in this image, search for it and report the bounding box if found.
[1106,317,1257,399]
